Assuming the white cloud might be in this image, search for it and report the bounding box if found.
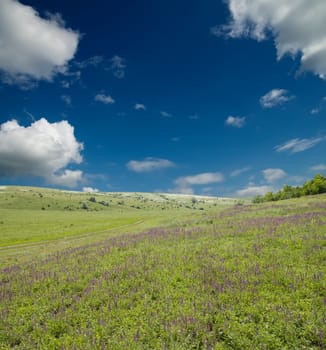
[109,55,126,79]
[127,158,175,173]
[236,185,273,197]
[75,55,126,78]
[50,169,83,187]
[134,103,146,111]
[60,70,81,89]
[83,187,99,193]
[263,168,286,183]
[75,55,103,69]
[0,0,79,86]
[220,0,326,79]
[175,172,224,187]
[275,136,325,153]
[0,118,83,187]
[161,111,172,118]
[61,94,72,106]
[310,96,326,115]
[225,116,246,128]
[230,166,251,177]
[173,172,224,195]
[95,94,115,104]
[310,164,326,172]
[260,89,294,108]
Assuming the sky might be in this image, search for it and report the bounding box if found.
[0,0,326,197]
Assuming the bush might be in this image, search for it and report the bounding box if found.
[81,202,88,210]
[253,174,326,203]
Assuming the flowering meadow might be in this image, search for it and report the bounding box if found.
[0,188,325,349]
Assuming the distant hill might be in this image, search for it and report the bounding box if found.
[0,186,241,212]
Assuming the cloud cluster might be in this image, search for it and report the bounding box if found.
[174,172,224,194]
[134,104,146,111]
[225,116,246,128]
[275,136,325,153]
[236,185,273,197]
[95,94,115,104]
[260,89,294,108]
[108,55,126,79]
[75,55,104,69]
[127,158,175,173]
[161,111,172,118]
[83,187,99,193]
[0,118,83,187]
[221,0,326,78]
[263,168,286,183]
[75,55,126,79]
[0,0,79,86]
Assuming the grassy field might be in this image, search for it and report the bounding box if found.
[0,186,325,349]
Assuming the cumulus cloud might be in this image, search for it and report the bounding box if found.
[173,172,224,195]
[51,169,83,187]
[0,0,79,86]
[95,94,115,104]
[0,118,83,187]
[225,116,246,128]
[275,136,325,153]
[134,103,146,111]
[83,187,99,193]
[127,158,175,173]
[260,89,294,108]
[220,0,326,79]
[236,185,273,197]
[175,172,224,187]
[263,168,286,183]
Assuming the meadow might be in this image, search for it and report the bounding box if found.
[0,186,325,349]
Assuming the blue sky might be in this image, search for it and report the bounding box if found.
[0,0,326,196]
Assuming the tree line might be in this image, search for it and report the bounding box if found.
[253,174,326,203]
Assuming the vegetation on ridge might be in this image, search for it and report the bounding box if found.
[253,173,326,203]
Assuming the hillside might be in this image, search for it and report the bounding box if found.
[0,186,238,211]
[0,186,239,254]
[0,187,325,349]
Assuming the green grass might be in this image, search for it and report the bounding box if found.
[0,186,325,349]
[0,186,233,247]
[0,186,232,265]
